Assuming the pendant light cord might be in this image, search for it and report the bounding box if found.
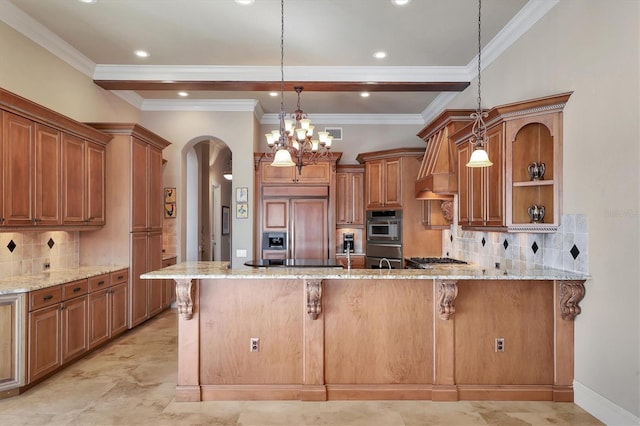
[278,0,285,141]
[476,0,482,114]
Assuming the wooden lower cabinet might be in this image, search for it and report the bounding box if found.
[28,292,88,383]
[131,231,165,327]
[0,294,26,396]
[88,271,129,350]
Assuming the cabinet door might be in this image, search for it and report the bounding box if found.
[335,172,349,224]
[383,159,402,208]
[261,162,295,184]
[0,294,24,391]
[88,288,110,350]
[34,124,61,225]
[295,162,330,184]
[61,296,88,364]
[290,198,328,259]
[147,231,164,318]
[147,146,163,230]
[263,199,288,230]
[110,282,129,337]
[131,138,149,232]
[130,232,149,327]
[365,160,384,208]
[0,113,3,226]
[469,156,485,227]
[28,304,61,383]
[457,143,471,225]
[62,133,86,224]
[86,142,106,225]
[485,124,504,226]
[350,172,364,225]
[3,112,34,226]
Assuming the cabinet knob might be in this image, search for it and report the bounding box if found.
[43,294,53,301]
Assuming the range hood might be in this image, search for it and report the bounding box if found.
[415,110,474,200]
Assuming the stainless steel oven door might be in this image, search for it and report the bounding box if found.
[366,242,402,259]
[366,221,400,241]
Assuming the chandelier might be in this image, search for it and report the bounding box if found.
[264,0,334,174]
[466,0,493,168]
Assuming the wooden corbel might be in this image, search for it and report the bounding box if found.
[559,280,586,321]
[437,280,458,320]
[306,279,323,320]
[175,279,195,320]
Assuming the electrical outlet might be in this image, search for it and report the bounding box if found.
[250,337,260,352]
[43,261,50,270]
[237,249,247,258]
[495,262,501,269]
[495,338,505,352]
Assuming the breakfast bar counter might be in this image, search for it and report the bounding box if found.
[142,262,588,403]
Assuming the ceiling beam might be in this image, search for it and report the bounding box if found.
[93,80,470,92]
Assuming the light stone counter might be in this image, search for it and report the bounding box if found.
[0,265,129,295]
[141,260,589,281]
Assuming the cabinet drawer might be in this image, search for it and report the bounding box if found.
[30,286,62,311]
[62,279,88,300]
[88,274,110,292]
[110,269,128,286]
[162,257,177,268]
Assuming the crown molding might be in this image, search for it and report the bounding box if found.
[0,0,95,76]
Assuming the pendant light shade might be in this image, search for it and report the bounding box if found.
[466,147,493,167]
[271,148,295,167]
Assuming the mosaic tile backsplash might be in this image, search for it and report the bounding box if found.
[0,231,79,279]
[443,214,588,274]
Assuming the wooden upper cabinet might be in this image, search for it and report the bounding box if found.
[62,135,106,226]
[260,161,331,184]
[453,92,571,232]
[35,124,62,226]
[364,158,402,209]
[62,133,85,224]
[263,198,288,231]
[85,142,106,225]
[336,166,364,226]
[131,138,163,232]
[3,112,34,226]
[131,137,149,232]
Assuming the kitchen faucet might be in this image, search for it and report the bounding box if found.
[379,258,392,270]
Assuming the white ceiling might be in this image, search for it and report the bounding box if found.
[2,0,557,123]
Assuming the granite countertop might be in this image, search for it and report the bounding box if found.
[0,265,129,295]
[141,261,589,281]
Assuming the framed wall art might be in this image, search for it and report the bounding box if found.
[164,187,176,218]
[236,187,248,203]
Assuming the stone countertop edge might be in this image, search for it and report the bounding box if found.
[0,265,129,295]
[141,261,589,281]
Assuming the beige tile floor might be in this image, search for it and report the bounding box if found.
[0,309,603,426]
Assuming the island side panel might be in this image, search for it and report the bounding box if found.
[176,279,200,402]
[198,278,303,400]
[323,279,433,400]
[454,280,555,401]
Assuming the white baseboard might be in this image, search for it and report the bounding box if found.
[574,380,640,425]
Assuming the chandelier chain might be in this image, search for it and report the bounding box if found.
[278,0,285,140]
[477,0,482,113]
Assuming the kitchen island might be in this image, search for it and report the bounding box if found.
[141,262,588,403]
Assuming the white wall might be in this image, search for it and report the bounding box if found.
[445,1,639,421]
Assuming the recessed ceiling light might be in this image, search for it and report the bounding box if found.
[134,50,149,58]
[234,0,255,5]
[178,91,189,97]
[373,51,387,59]
[269,92,278,97]
[78,0,97,3]
[391,0,411,6]
[360,92,370,98]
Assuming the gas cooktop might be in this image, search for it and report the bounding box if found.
[405,257,468,268]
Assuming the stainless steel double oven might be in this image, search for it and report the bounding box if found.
[365,210,403,269]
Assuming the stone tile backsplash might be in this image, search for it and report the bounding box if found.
[0,231,79,279]
[443,214,588,273]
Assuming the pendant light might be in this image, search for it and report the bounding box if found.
[466,0,493,168]
[265,0,334,173]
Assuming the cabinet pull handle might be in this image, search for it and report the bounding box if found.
[117,275,124,280]
[73,287,82,293]
[0,217,4,224]
[43,295,53,301]
[97,280,105,286]
[60,304,66,310]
